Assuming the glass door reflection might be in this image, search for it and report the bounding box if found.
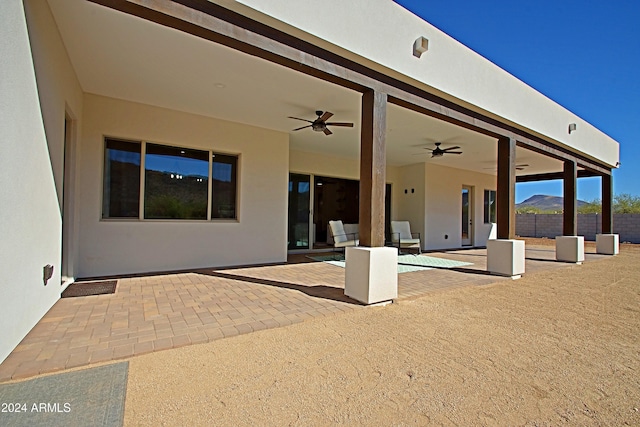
[461,186,472,246]
[288,173,311,250]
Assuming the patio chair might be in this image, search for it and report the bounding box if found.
[328,220,359,255]
[391,221,421,254]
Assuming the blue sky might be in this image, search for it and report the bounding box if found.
[395,0,639,203]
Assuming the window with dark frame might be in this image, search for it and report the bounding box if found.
[102,138,141,218]
[102,138,238,221]
[211,154,237,219]
[144,143,209,220]
[484,189,496,223]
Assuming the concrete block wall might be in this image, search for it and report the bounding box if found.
[516,214,562,239]
[577,215,601,241]
[613,214,640,243]
[516,214,640,244]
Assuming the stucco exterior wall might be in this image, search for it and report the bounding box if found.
[232,0,618,167]
[289,150,361,182]
[0,0,82,363]
[424,163,496,250]
[78,94,289,277]
[26,0,84,282]
[395,163,426,244]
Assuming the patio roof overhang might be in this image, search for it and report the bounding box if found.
[45,0,617,238]
[47,0,613,176]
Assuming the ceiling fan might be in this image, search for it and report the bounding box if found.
[288,110,354,136]
[425,142,462,158]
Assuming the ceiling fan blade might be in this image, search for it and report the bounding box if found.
[326,122,354,127]
[323,128,333,136]
[319,111,334,122]
[292,125,312,131]
[441,146,461,151]
[445,151,463,154]
[288,116,314,123]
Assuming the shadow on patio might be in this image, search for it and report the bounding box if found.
[0,242,608,381]
[202,270,360,304]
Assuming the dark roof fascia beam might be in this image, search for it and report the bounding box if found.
[87,0,369,92]
[514,141,610,176]
[516,169,600,183]
[388,96,610,176]
[89,0,612,174]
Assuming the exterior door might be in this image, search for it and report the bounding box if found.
[461,186,473,246]
[287,173,311,250]
[61,114,74,284]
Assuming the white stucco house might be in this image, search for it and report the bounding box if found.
[0,0,619,363]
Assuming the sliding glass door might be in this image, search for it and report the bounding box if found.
[288,173,311,250]
[288,173,392,250]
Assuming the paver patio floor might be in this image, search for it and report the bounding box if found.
[0,244,608,381]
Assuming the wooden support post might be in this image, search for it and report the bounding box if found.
[496,137,516,239]
[602,172,613,234]
[563,160,577,236]
[359,90,387,247]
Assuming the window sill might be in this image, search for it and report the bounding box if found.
[100,218,239,223]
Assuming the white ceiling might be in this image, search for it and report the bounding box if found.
[46,0,563,175]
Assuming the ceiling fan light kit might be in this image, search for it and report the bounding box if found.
[288,110,354,136]
[427,142,462,158]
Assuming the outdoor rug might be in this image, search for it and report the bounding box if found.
[307,255,432,273]
[61,280,117,298]
[0,362,128,427]
[308,254,472,271]
[397,254,473,269]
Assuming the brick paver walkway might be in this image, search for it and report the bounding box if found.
[0,245,607,381]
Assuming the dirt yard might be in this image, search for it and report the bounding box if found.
[124,244,640,426]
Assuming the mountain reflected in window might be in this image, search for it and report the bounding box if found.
[103,140,238,221]
[103,139,141,218]
[212,154,237,219]
[144,144,209,220]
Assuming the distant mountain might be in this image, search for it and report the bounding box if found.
[516,194,588,212]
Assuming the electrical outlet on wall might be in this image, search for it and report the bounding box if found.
[43,264,54,286]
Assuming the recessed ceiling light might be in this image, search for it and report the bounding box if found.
[214,83,226,89]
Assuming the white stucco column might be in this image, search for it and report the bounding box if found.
[556,235,585,264]
[344,247,397,304]
[596,234,619,255]
[487,239,525,279]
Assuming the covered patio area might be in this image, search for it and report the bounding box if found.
[0,241,609,381]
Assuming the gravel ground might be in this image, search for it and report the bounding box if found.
[124,242,640,426]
